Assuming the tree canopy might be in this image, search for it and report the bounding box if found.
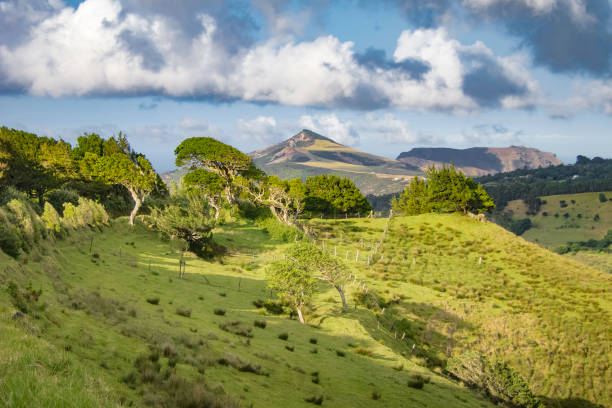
[175,137,251,203]
[304,174,372,216]
[95,153,158,226]
[393,165,495,216]
[183,169,226,219]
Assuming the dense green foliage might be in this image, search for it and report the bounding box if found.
[0,127,165,218]
[392,166,494,215]
[304,174,372,216]
[477,156,612,209]
[147,191,216,256]
[447,352,542,408]
[555,229,612,254]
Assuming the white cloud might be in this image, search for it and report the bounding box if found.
[0,0,538,112]
[549,79,612,118]
[462,0,594,24]
[237,116,284,143]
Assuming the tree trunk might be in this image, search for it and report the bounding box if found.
[209,198,220,220]
[336,286,347,311]
[224,185,234,205]
[296,306,305,324]
[268,206,284,224]
[128,188,142,227]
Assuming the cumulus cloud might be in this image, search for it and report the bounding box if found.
[462,0,612,75]
[237,116,286,143]
[458,123,525,145]
[299,114,360,146]
[549,79,612,118]
[0,0,538,111]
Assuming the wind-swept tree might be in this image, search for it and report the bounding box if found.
[267,244,318,324]
[95,153,157,226]
[183,169,225,220]
[148,192,216,256]
[174,137,251,204]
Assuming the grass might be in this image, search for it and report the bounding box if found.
[306,213,611,406]
[502,191,612,248]
[0,217,495,408]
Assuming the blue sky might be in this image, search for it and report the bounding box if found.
[0,0,611,172]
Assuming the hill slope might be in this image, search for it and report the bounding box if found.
[307,214,611,407]
[249,129,421,195]
[501,191,612,248]
[0,219,494,408]
[397,146,562,176]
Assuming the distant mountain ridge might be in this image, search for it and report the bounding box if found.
[249,129,421,195]
[397,146,562,176]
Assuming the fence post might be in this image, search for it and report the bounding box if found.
[355,249,359,262]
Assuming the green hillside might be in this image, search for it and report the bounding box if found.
[2,213,610,407]
[502,191,612,248]
[1,218,495,408]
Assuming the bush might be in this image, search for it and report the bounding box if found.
[41,202,63,235]
[372,390,381,400]
[599,192,607,202]
[309,338,318,344]
[176,308,192,318]
[45,188,79,215]
[509,218,532,236]
[0,217,22,258]
[217,353,265,375]
[213,308,226,316]
[278,332,289,341]
[263,299,285,315]
[336,350,345,357]
[285,345,294,352]
[146,297,160,305]
[407,375,426,389]
[219,321,253,338]
[304,395,323,405]
[447,351,542,408]
[254,319,266,329]
[257,217,300,242]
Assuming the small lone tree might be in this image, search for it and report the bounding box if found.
[267,245,317,324]
[183,169,225,220]
[174,137,251,204]
[148,192,216,256]
[95,153,157,226]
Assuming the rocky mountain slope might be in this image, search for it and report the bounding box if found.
[397,146,562,176]
[249,129,421,195]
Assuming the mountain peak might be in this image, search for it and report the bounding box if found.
[289,129,337,144]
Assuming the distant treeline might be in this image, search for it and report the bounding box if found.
[556,229,612,254]
[367,156,612,213]
[476,155,612,208]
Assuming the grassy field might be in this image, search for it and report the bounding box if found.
[307,214,611,407]
[502,191,612,248]
[1,218,498,408]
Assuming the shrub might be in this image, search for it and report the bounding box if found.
[309,338,318,344]
[213,308,226,316]
[254,319,266,329]
[45,188,79,215]
[407,375,425,389]
[217,353,265,375]
[447,351,542,408]
[336,350,345,357]
[311,372,320,384]
[594,214,600,221]
[285,345,295,352]
[372,390,381,400]
[560,200,568,208]
[509,218,532,236]
[0,218,22,258]
[252,299,265,308]
[354,347,373,357]
[304,395,324,405]
[219,321,253,338]
[263,299,285,314]
[146,297,160,305]
[41,202,63,235]
[257,217,300,242]
[176,308,192,317]
[278,332,289,341]
[599,192,607,203]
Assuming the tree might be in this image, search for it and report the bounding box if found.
[183,169,225,220]
[305,174,372,216]
[174,137,251,204]
[148,192,216,257]
[393,166,495,216]
[310,244,350,311]
[267,245,318,324]
[391,176,427,215]
[95,153,157,226]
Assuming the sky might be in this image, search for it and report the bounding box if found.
[0,0,611,172]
